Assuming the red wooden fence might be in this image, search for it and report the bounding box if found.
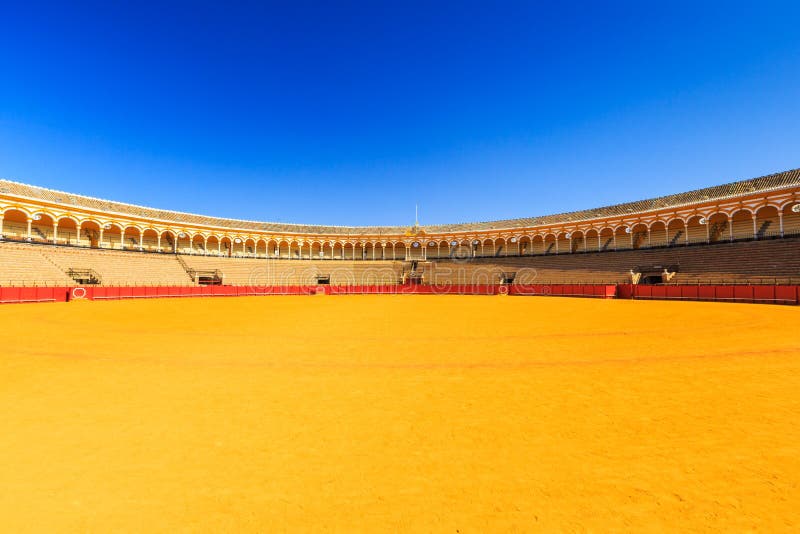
[623,284,800,305]
[0,284,797,305]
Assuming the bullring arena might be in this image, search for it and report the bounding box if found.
[2,169,800,531]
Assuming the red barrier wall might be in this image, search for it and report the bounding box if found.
[1,284,797,305]
[627,284,799,305]
[0,286,70,304]
[509,284,616,299]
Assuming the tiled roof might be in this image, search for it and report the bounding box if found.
[1,168,798,235]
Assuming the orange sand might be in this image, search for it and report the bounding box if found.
[1,295,799,531]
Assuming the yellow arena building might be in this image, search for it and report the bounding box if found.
[1,169,800,531]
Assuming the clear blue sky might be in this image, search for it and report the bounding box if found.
[1,1,799,226]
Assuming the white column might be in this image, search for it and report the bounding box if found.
[779,212,784,237]
[26,219,32,240]
[99,228,105,248]
[75,225,81,246]
[138,230,143,251]
[157,234,161,251]
[0,216,4,238]
[753,215,758,239]
[53,224,58,244]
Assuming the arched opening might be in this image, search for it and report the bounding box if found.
[614,226,631,250]
[191,234,206,254]
[393,242,406,260]
[666,219,686,246]
[362,242,374,260]
[278,240,290,259]
[648,221,667,248]
[404,241,420,260]
[730,209,754,241]
[139,228,158,252]
[289,241,302,259]
[755,206,780,239]
[630,223,649,250]
[495,238,508,257]
[57,217,80,246]
[686,215,706,244]
[311,241,322,259]
[102,224,123,250]
[481,238,494,257]
[506,237,520,256]
[80,220,102,248]
[255,239,267,257]
[174,232,191,253]
[555,232,570,254]
[1,208,29,240]
[599,228,614,251]
[462,240,476,259]
[123,226,142,250]
[30,212,55,243]
[461,239,481,258]
[444,240,463,260]
[543,234,556,254]
[322,242,333,259]
[158,230,176,252]
[220,237,232,257]
[207,236,221,255]
[707,213,728,243]
[243,238,256,256]
[518,236,532,256]
[230,237,246,256]
[781,202,800,236]
[531,235,545,255]
[570,231,585,253]
[584,229,599,252]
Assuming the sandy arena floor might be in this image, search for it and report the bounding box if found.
[1,295,799,532]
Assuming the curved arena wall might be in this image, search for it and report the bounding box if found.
[1,169,799,260]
